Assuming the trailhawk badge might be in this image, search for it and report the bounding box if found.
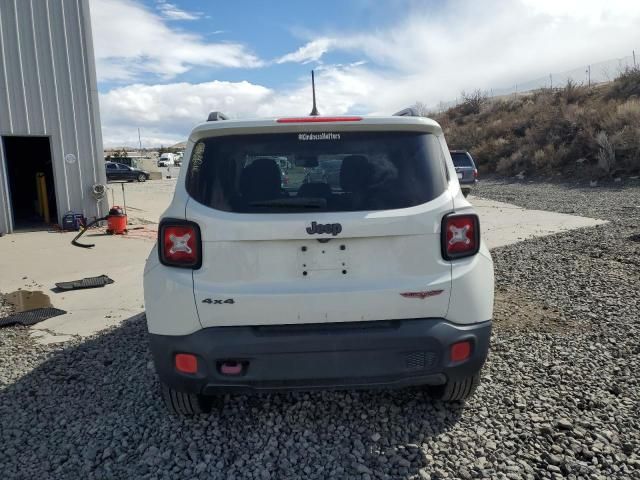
[400,290,444,299]
[306,221,342,236]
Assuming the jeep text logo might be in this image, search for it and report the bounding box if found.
[306,221,342,236]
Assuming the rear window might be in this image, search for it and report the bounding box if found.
[186,131,446,213]
[451,152,474,168]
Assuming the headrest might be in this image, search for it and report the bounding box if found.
[240,158,282,201]
[340,155,371,192]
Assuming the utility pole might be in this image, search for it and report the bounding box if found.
[138,128,142,152]
[550,74,553,89]
[587,65,591,87]
[634,50,637,67]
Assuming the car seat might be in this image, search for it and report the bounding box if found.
[239,158,283,204]
[339,155,372,209]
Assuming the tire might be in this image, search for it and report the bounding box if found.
[160,383,212,415]
[137,174,146,182]
[428,373,480,402]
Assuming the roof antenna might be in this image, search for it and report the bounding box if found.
[309,70,319,116]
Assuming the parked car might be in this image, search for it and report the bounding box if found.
[302,159,342,188]
[303,166,327,184]
[144,112,494,415]
[158,153,176,167]
[280,169,289,188]
[321,159,342,189]
[105,161,150,182]
[450,150,478,197]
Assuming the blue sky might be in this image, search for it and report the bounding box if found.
[96,0,423,92]
[89,0,640,147]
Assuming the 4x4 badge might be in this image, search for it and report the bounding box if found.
[202,298,235,304]
[306,221,342,236]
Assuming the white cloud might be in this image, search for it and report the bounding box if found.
[277,0,640,104]
[276,38,334,64]
[89,0,261,81]
[100,80,271,146]
[157,1,201,21]
[98,66,377,146]
[98,0,640,146]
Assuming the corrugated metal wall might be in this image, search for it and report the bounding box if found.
[0,0,106,233]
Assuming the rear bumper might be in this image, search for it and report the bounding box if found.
[149,318,491,394]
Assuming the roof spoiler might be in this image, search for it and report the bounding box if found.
[207,111,229,121]
[393,107,419,117]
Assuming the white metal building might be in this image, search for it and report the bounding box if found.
[0,0,106,233]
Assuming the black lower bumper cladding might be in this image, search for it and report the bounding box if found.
[149,318,492,394]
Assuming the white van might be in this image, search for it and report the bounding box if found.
[157,153,176,167]
[144,112,494,415]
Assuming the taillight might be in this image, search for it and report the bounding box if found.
[158,220,202,269]
[473,169,478,179]
[441,213,480,260]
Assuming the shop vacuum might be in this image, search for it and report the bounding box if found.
[72,183,128,248]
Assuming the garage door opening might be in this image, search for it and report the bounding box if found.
[3,136,58,230]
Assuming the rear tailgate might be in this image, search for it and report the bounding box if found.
[183,118,454,327]
[188,195,453,327]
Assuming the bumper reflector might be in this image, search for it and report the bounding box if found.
[450,341,472,362]
[175,353,198,374]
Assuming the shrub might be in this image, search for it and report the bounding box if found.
[596,131,616,174]
[458,89,488,116]
[496,156,515,175]
[609,66,640,99]
[533,149,547,170]
[433,73,640,177]
[562,78,586,104]
[616,99,640,124]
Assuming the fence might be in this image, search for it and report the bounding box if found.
[431,51,637,112]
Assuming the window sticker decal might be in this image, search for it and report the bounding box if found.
[298,133,341,141]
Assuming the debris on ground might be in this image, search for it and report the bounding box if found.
[0,307,66,328]
[55,275,114,291]
[0,290,66,328]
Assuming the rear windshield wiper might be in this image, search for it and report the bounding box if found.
[248,198,327,209]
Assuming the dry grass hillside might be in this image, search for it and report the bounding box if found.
[433,67,640,178]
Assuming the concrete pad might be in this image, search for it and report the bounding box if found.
[470,196,607,249]
[106,176,176,225]
[0,229,154,343]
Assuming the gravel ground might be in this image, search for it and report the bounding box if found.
[1,179,639,479]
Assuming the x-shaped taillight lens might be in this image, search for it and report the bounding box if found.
[159,222,201,268]
[442,214,480,260]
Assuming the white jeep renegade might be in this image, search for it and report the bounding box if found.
[143,112,494,415]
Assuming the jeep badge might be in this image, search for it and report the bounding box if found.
[306,221,342,236]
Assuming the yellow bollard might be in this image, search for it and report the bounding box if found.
[36,172,50,223]
[35,173,43,216]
